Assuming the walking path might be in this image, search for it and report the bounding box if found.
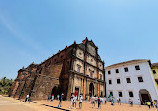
[0,95,157,111]
[0,95,36,111]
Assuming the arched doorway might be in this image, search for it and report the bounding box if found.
[89,83,94,97]
[51,86,58,99]
[139,89,152,104]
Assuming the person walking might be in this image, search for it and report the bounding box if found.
[25,94,29,102]
[118,98,121,105]
[57,94,59,101]
[138,99,141,107]
[129,99,133,107]
[69,95,74,109]
[151,101,154,108]
[117,98,119,105]
[79,95,83,109]
[111,98,114,106]
[100,97,103,104]
[154,101,158,111]
[154,100,158,108]
[95,96,98,104]
[104,97,107,104]
[48,94,51,101]
[147,101,151,109]
[73,95,77,109]
[131,99,133,107]
[91,96,95,108]
[98,97,101,109]
[51,94,54,102]
[58,93,63,107]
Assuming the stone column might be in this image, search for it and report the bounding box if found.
[71,75,74,93]
[98,83,100,97]
[80,78,83,94]
[83,77,86,99]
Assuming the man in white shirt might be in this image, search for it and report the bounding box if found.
[25,94,29,102]
[73,95,77,109]
[79,95,83,109]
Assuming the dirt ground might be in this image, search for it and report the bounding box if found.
[0,95,157,111]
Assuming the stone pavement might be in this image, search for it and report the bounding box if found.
[0,95,36,111]
[0,95,157,111]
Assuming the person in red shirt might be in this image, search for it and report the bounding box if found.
[51,94,54,102]
[98,97,101,109]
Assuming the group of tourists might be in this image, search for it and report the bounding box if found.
[90,96,107,109]
[46,93,64,107]
[146,100,158,110]
[69,95,83,109]
[24,94,158,110]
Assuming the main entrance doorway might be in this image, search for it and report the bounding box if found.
[89,83,94,97]
[139,89,152,104]
[74,87,79,99]
[51,86,58,99]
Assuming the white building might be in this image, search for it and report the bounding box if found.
[105,59,158,104]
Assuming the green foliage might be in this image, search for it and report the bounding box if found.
[0,77,14,95]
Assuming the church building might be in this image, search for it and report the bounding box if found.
[10,37,105,100]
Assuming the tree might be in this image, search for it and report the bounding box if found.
[0,77,14,95]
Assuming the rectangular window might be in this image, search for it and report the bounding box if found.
[77,65,81,73]
[116,69,119,73]
[124,67,128,72]
[118,92,123,97]
[138,77,143,82]
[90,71,93,78]
[110,91,113,96]
[109,80,112,84]
[126,78,131,83]
[135,65,140,70]
[108,70,111,74]
[153,70,156,74]
[117,79,121,84]
[129,91,134,97]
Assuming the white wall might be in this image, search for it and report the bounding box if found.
[105,62,158,104]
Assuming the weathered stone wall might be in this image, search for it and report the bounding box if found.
[86,65,97,78]
[86,55,97,66]
[30,63,63,100]
[87,43,96,56]
[14,81,25,98]
[98,61,103,70]
[10,81,19,97]
[73,59,84,73]
[30,75,59,100]
[76,49,84,60]
[20,77,35,99]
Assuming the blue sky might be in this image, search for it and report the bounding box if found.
[0,0,158,79]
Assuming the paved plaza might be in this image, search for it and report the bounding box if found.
[0,95,157,111]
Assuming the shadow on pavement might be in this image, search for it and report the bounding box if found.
[41,104,71,111]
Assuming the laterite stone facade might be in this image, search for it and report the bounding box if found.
[10,37,105,100]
